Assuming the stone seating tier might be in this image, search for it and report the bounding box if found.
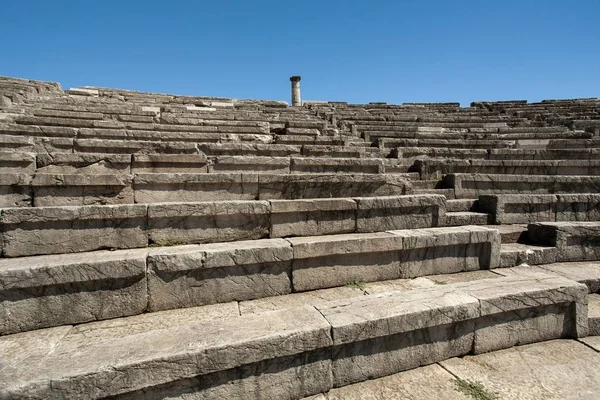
[0,172,413,207]
[0,269,589,399]
[2,76,600,399]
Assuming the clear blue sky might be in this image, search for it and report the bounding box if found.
[1,0,599,105]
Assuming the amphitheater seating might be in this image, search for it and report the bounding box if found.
[1,75,600,399]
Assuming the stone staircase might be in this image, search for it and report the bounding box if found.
[1,75,600,399]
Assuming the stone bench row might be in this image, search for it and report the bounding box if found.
[0,152,393,176]
[1,225,497,334]
[415,159,600,180]
[379,138,600,150]
[478,194,600,224]
[392,147,600,161]
[0,194,438,257]
[0,134,354,154]
[0,270,586,399]
[443,173,600,199]
[0,172,412,207]
[363,130,590,143]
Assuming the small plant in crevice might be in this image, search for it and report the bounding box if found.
[344,280,369,294]
[454,378,499,400]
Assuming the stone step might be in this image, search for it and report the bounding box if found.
[410,179,440,189]
[417,159,600,179]
[588,294,600,336]
[483,224,528,243]
[135,173,411,203]
[0,194,445,256]
[0,271,587,399]
[379,138,513,150]
[0,225,499,333]
[392,147,488,161]
[489,148,600,160]
[445,211,490,226]
[444,173,600,199]
[527,221,600,263]
[320,339,600,400]
[500,243,558,267]
[446,199,477,212]
[414,188,456,199]
[478,193,600,225]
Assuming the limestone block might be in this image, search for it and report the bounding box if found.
[31,174,134,206]
[528,221,600,262]
[389,226,501,278]
[0,204,148,257]
[0,151,35,173]
[0,305,332,399]
[74,138,200,154]
[355,194,446,231]
[414,159,471,180]
[289,232,404,291]
[258,173,411,200]
[132,153,207,173]
[148,200,270,245]
[318,286,479,386]
[0,249,148,335]
[446,173,600,199]
[147,239,292,310]
[210,156,291,173]
[270,198,356,238]
[32,137,74,153]
[290,157,384,174]
[556,194,600,222]
[478,194,557,224]
[0,173,32,207]
[499,243,557,268]
[35,153,131,175]
[134,172,259,203]
[199,142,301,157]
[454,273,588,352]
[118,351,332,400]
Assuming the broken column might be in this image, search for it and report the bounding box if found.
[290,75,301,106]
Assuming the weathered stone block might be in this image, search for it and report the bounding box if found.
[0,249,148,335]
[134,173,259,203]
[148,200,270,245]
[0,305,332,399]
[318,286,479,386]
[556,194,600,222]
[528,221,600,262]
[0,173,32,207]
[389,226,500,278]
[289,232,404,291]
[355,194,446,231]
[147,239,292,310]
[478,194,557,224]
[258,174,411,200]
[132,154,207,173]
[31,174,134,206]
[270,198,356,238]
[209,156,291,173]
[0,204,148,257]
[35,153,131,175]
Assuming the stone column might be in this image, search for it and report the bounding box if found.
[290,76,301,106]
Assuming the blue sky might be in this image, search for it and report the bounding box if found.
[1,0,599,105]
